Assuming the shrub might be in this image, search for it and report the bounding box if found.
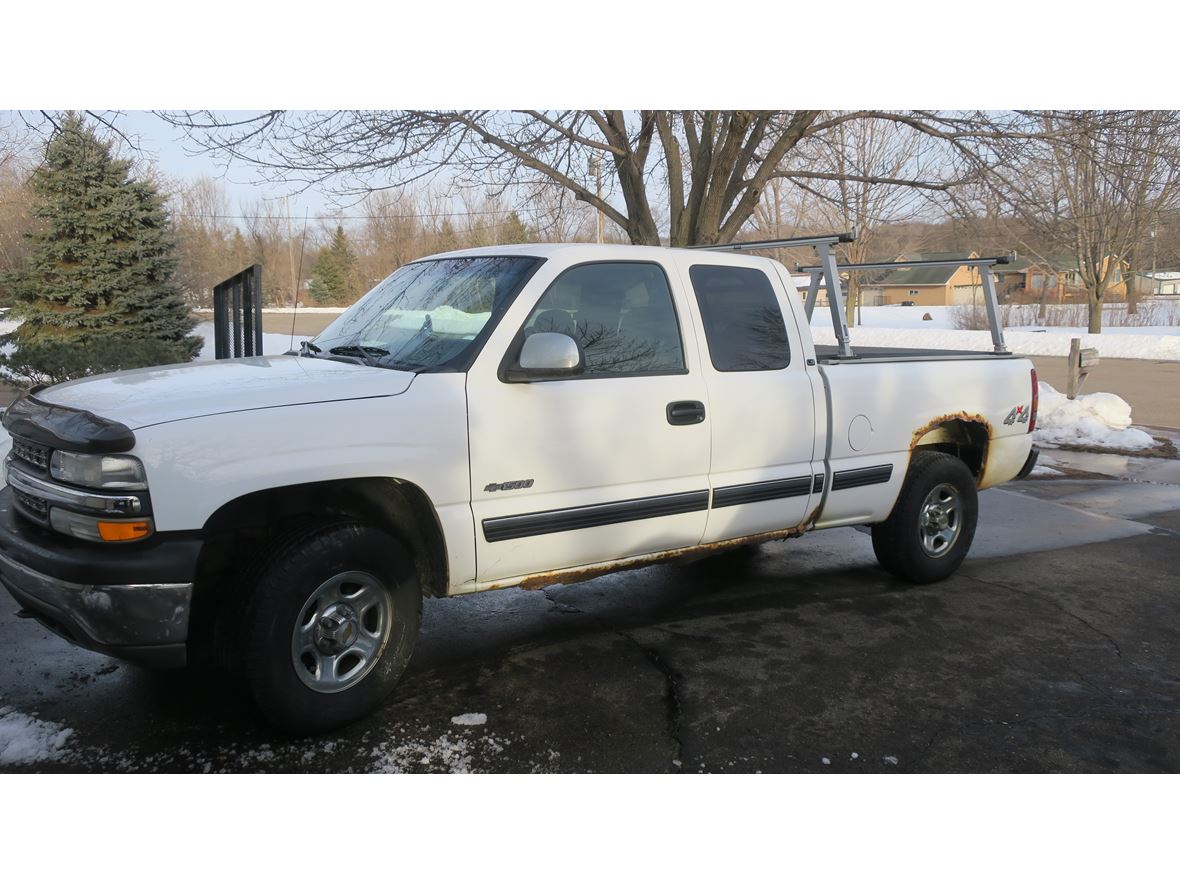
[0,336,188,389]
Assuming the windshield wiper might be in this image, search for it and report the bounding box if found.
[299,340,322,357]
[329,344,390,361]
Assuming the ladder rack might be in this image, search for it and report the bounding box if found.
[690,235,1014,359]
[796,255,1012,356]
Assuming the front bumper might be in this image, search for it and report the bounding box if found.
[0,487,202,667]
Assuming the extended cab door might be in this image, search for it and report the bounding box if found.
[466,259,711,584]
[678,257,820,542]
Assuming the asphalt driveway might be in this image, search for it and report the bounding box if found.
[2,470,1178,773]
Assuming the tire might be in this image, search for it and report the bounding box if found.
[871,451,978,584]
[241,523,421,734]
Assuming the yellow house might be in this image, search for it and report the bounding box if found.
[872,252,985,307]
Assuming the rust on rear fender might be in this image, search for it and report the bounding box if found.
[908,412,994,487]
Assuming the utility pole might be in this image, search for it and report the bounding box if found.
[1151,228,1158,296]
[286,196,298,309]
[590,153,604,243]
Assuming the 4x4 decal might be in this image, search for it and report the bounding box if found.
[1003,405,1030,426]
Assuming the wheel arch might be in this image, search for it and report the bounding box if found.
[188,477,448,664]
[909,415,991,484]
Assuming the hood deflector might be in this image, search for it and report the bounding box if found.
[1,395,136,454]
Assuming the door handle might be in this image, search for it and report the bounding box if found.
[666,400,706,426]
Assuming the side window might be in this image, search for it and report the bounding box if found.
[689,265,791,372]
[521,262,685,375]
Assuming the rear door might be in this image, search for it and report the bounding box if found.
[679,258,820,542]
[466,259,711,583]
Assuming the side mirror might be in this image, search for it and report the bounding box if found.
[504,332,584,382]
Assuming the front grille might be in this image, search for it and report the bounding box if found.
[12,438,50,472]
[13,488,49,523]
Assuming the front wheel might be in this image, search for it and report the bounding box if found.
[241,523,421,734]
[871,451,979,584]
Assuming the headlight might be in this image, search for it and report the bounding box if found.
[50,451,147,490]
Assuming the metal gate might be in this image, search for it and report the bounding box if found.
[212,264,263,359]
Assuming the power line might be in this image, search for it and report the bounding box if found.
[169,207,552,222]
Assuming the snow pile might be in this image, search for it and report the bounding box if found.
[0,706,74,766]
[451,712,488,726]
[1033,382,1156,451]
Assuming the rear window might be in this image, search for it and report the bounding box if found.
[689,265,791,371]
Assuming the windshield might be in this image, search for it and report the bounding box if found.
[311,256,542,371]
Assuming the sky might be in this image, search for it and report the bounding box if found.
[2,110,333,221]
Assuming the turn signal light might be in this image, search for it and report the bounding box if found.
[97,520,153,542]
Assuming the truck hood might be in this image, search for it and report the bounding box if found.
[38,356,416,430]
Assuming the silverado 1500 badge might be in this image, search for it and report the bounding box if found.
[484,479,535,492]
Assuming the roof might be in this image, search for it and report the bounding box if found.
[876,252,976,287]
[995,255,1032,272]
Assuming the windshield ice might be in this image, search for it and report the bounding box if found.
[311,256,542,371]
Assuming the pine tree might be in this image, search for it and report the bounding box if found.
[499,210,534,244]
[1,113,200,382]
[308,225,357,304]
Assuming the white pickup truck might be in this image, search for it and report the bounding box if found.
[0,238,1039,732]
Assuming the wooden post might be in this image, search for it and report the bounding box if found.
[1067,336,1100,399]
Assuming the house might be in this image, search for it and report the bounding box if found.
[1007,254,1128,302]
[1141,270,1180,296]
[869,252,984,307]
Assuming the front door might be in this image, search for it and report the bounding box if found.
[466,260,711,584]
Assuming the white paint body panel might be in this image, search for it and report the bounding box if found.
[30,243,1035,596]
[43,356,414,429]
[465,250,711,584]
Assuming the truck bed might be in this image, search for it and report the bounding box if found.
[815,345,1021,364]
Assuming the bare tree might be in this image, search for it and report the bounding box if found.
[961,111,1180,333]
[786,116,945,323]
[0,148,36,298]
[159,111,981,247]
[168,176,242,307]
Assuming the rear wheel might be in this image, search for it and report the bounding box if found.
[871,451,978,584]
[241,523,421,734]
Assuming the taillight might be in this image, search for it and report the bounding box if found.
[1029,368,1038,433]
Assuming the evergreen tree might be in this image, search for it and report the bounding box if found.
[499,210,534,244]
[1,113,200,382]
[435,218,459,253]
[308,224,357,304]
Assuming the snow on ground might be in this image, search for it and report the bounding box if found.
[810,305,1180,361]
[1033,382,1157,452]
[1028,463,1064,478]
[193,322,304,359]
[451,712,488,726]
[261,307,345,314]
[194,307,348,315]
[0,705,74,766]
